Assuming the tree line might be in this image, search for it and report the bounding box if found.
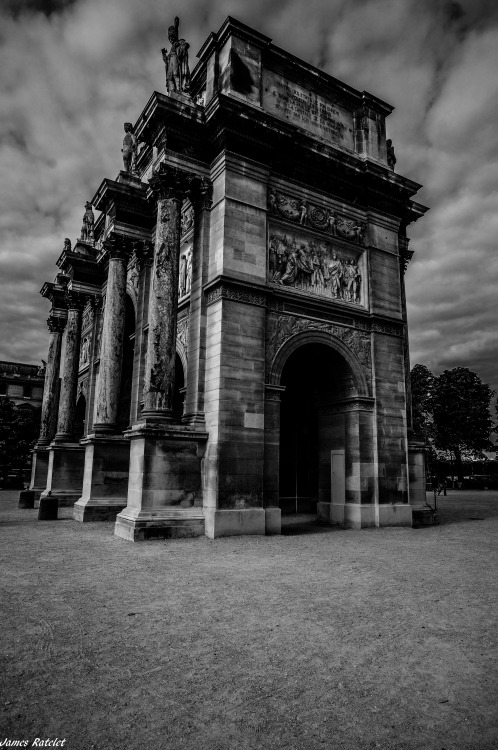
[411,365,496,482]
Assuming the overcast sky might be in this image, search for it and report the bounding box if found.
[1,0,497,396]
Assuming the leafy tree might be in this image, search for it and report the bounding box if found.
[410,363,436,442]
[432,368,495,482]
[0,398,41,485]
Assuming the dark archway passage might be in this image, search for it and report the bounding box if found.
[74,394,86,440]
[173,353,185,419]
[279,343,356,516]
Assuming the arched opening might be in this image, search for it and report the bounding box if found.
[74,394,86,440]
[117,296,136,431]
[278,342,363,522]
[173,353,185,419]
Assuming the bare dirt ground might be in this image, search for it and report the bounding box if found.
[1,490,497,750]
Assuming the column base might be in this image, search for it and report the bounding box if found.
[74,499,127,523]
[73,435,130,522]
[29,448,50,505]
[115,508,205,542]
[264,507,281,535]
[41,442,85,507]
[204,508,266,539]
[377,504,412,527]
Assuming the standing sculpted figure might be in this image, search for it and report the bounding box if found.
[386,139,396,171]
[178,253,188,297]
[162,17,190,95]
[327,252,343,298]
[185,249,193,295]
[80,202,95,244]
[122,123,138,174]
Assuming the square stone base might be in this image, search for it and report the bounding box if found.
[73,499,127,523]
[264,507,281,535]
[73,436,130,522]
[377,504,412,527]
[29,448,50,503]
[114,508,205,542]
[41,442,84,507]
[317,503,412,528]
[204,509,266,539]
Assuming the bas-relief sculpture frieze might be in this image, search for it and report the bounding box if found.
[262,70,354,150]
[265,313,372,390]
[181,205,194,236]
[81,302,95,332]
[269,230,363,305]
[79,336,90,368]
[269,188,365,244]
[177,316,189,360]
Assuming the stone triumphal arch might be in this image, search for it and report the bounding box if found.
[28,16,428,540]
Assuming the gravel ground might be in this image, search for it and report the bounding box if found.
[0,489,497,750]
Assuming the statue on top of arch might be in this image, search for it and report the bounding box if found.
[161,17,191,96]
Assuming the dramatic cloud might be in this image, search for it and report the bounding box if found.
[0,0,497,398]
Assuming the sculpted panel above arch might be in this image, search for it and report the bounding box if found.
[266,313,372,394]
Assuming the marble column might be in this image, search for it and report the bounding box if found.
[74,235,133,522]
[142,165,194,422]
[93,234,131,433]
[43,292,85,506]
[114,164,209,542]
[29,315,66,501]
[54,292,84,442]
[38,316,66,445]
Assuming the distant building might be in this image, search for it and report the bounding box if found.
[0,361,45,409]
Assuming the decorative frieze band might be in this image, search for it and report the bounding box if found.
[269,187,366,245]
[327,398,375,414]
[206,283,267,308]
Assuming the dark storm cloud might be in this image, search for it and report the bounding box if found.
[0,0,497,396]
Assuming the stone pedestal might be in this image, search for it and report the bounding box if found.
[408,438,427,511]
[41,443,85,506]
[204,509,266,539]
[29,448,50,505]
[73,435,130,522]
[114,425,208,541]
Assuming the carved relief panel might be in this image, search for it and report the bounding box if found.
[268,228,366,306]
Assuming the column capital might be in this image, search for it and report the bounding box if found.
[148,163,198,203]
[132,239,154,269]
[47,316,67,334]
[64,291,86,311]
[102,233,133,262]
[190,177,213,211]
